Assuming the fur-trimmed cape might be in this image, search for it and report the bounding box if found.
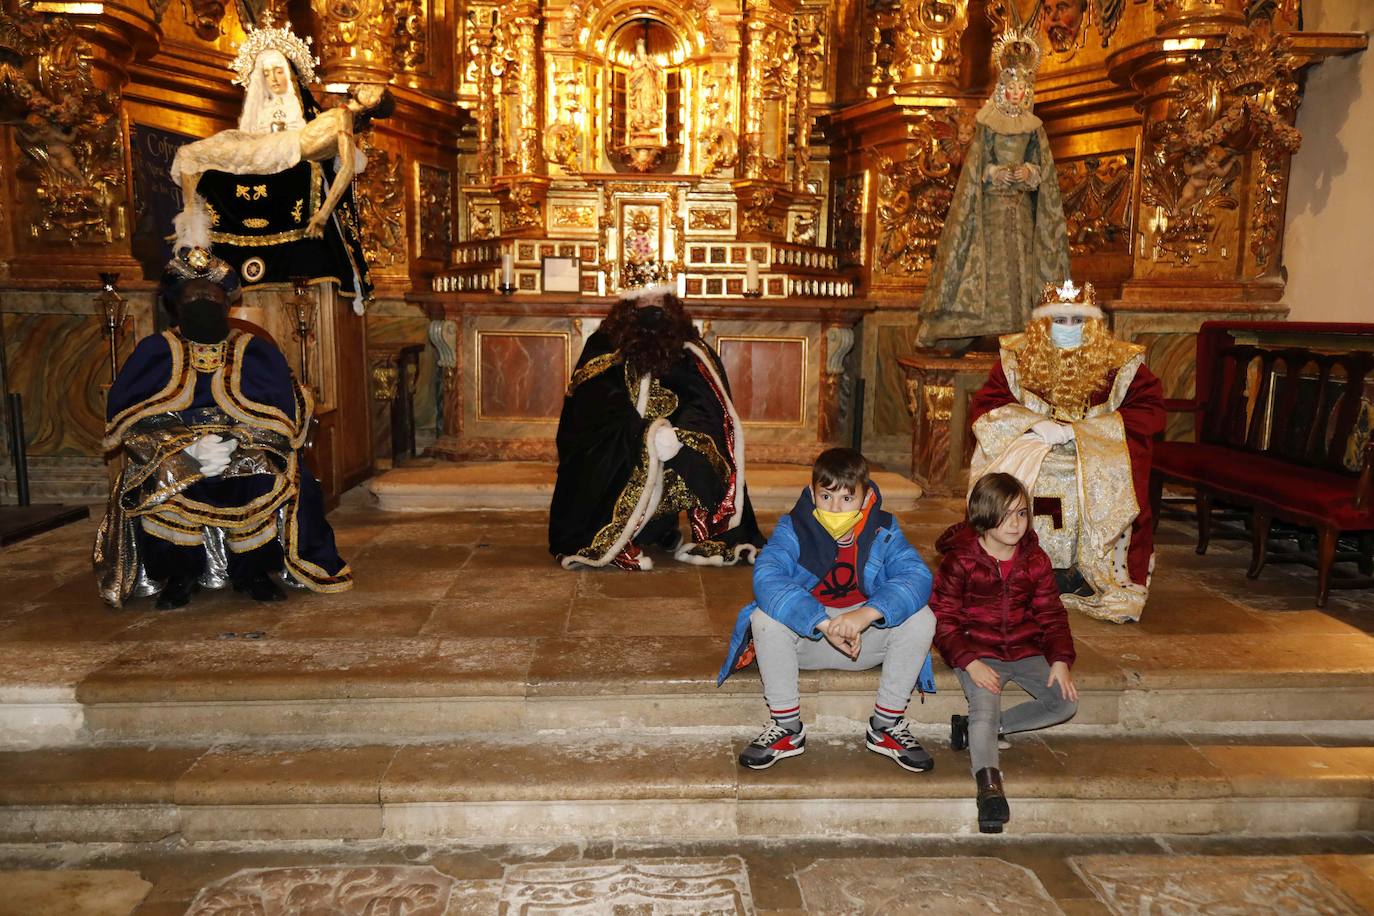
[548,330,764,570]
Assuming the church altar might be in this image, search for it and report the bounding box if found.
[0,0,1367,495]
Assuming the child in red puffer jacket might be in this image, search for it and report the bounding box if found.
[930,472,1079,835]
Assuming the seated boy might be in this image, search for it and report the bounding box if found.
[717,448,937,771]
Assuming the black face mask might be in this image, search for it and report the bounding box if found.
[180,296,229,344]
[636,305,666,329]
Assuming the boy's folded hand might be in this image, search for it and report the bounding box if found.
[818,619,862,660]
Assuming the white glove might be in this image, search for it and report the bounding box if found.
[1032,419,1075,446]
[654,424,682,462]
[185,433,238,477]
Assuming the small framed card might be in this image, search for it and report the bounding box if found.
[541,256,582,295]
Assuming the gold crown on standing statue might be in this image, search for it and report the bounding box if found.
[992,24,1042,77]
[230,14,319,87]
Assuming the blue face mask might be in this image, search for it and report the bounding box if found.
[1050,322,1084,350]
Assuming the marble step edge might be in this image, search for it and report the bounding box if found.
[0,738,1369,843]
[7,681,1373,749]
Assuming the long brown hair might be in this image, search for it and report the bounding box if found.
[600,292,698,377]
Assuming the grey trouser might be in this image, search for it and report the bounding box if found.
[954,655,1078,774]
[751,605,936,718]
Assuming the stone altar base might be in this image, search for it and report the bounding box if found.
[0,490,1372,910]
[366,461,925,512]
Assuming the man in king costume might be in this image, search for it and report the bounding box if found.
[549,284,765,570]
[95,250,352,608]
[967,280,1164,623]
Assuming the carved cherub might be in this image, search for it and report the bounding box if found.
[1177,145,1238,212]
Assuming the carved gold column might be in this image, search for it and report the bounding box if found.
[311,0,398,85]
[892,0,969,94]
[791,9,821,193]
[509,5,543,177]
[1153,0,1244,36]
[469,5,498,185]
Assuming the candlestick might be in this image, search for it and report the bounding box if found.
[499,252,516,294]
[95,272,129,382]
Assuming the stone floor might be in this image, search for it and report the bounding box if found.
[2,835,1374,914]
[1,476,1373,913]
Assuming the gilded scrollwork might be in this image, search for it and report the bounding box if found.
[872,108,971,274]
[696,68,738,176]
[417,163,452,260]
[312,0,394,80]
[738,184,779,236]
[501,183,543,231]
[543,61,584,172]
[1059,154,1133,256]
[0,6,126,244]
[355,140,406,271]
[393,0,427,72]
[1140,20,1300,267]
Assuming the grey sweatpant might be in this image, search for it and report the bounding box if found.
[954,655,1078,774]
[751,605,936,719]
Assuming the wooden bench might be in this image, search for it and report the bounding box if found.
[1149,321,1374,606]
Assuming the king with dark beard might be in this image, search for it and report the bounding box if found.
[549,285,765,570]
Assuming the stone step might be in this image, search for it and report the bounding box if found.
[366,462,924,512]
[0,736,1369,844]
[4,635,1372,748]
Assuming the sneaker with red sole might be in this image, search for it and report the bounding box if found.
[738,722,806,769]
[866,720,934,772]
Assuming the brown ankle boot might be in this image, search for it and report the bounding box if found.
[975,767,1010,833]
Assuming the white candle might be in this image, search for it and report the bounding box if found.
[678,272,687,298]
[501,253,514,287]
[745,258,759,293]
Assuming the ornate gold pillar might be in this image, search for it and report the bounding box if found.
[891,0,969,94]
[469,5,498,185]
[311,0,397,85]
[791,8,821,193]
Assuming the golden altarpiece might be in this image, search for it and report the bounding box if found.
[0,0,1364,498]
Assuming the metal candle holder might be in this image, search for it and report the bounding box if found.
[288,276,318,392]
[95,272,129,382]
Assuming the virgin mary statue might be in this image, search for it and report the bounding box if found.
[917,27,1071,349]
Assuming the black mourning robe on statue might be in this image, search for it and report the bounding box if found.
[548,330,764,570]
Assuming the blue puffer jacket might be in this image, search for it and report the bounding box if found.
[716,483,936,692]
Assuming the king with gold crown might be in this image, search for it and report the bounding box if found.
[965,279,1166,623]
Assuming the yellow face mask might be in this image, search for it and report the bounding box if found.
[813,507,862,540]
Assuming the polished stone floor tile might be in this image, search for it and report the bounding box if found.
[1070,855,1367,915]
[500,857,754,914]
[795,856,1064,914]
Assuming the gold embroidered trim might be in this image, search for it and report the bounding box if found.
[567,352,622,395]
[210,163,323,247]
[189,340,227,372]
[676,430,731,482]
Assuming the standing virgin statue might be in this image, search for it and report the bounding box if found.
[918,27,1071,349]
[626,38,666,146]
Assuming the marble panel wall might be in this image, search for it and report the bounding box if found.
[716,337,806,426]
[477,332,569,421]
[0,290,156,502]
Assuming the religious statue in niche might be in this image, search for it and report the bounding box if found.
[917,26,1070,350]
[167,19,393,314]
[627,38,667,147]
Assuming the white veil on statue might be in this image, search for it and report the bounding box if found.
[237,49,306,135]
